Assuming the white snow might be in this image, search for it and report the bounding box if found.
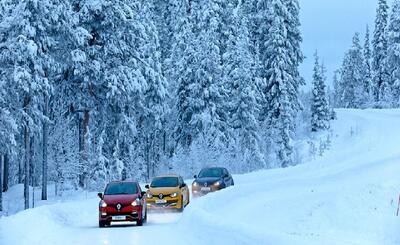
[1,109,400,245]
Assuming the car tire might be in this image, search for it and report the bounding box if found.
[178,197,184,212]
[99,221,106,228]
[143,208,148,223]
[137,207,146,226]
[137,218,143,226]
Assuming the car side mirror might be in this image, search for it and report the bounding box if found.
[193,175,197,179]
[181,183,187,188]
[97,192,103,199]
[223,174,229,178]
[145,184,150,189]
[141,191,146,197]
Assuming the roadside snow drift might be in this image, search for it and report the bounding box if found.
[1,109,400,245]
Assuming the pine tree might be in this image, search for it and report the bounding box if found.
[340,33,366,108]
[363,25,373,105]
[332,69,342,107]
[387,0,400,106]
[261,0,296,167]
[223,3,263,170]
[311,51,330,131]
[284,0,305,116]
[175,0,228,153]
[372,0,390,105]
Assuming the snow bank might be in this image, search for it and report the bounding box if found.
[1,109,400,244]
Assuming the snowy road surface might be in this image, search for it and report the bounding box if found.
[1,109,400,245]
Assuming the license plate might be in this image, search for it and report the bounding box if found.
[201,187,211,191]
[155,199,167,204]
[112,216,126,221]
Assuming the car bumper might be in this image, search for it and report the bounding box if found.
[99,206,143,222]
[192,186,223,197]
[146,197,182,210]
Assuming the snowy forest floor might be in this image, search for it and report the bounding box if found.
[1,109,400,245]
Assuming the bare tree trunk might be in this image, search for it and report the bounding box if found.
[24,124,30,210]
[18,133,23,184]
[3,154,9,192]
[42,95,48,200]
[0,155,3,212]
[30,136,35,186]
[79,110,89,188]
[24,96,30,210]
[146,134,150,181]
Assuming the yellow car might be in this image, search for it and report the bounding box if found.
[145,174,190,212]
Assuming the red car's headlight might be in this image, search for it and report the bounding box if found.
[131,198,141,206]
[99,200,107,208]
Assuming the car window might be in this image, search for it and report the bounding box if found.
[104,182,137,195]
[225,169,230,176]
[198,168,223,178]
[151,177,179,188]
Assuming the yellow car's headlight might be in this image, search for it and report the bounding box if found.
[170,192,178,198]
[146,193,153,198]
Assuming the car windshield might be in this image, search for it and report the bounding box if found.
[104,182,137,195]
[150,177,179,188]
[198,168,223,178]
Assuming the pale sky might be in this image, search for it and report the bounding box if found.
[299,0,394,89]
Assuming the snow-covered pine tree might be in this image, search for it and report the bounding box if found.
[260,0,296,167]
[332,69,342,108]
[311,51,330,132]
[363,25,373,106]
[175,0,228,155]
[0,0,68,208]
[387,0,400,106]
[137,1,168,180]
[284,0,305,118]
[172,1,198,149]
[223,2,263,171]
[372,0,391,105]
[340,33,366,108]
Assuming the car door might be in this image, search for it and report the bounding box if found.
[223,168,232,187]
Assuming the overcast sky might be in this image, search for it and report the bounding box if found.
[299,0,394,89]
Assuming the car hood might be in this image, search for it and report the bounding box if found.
[103,194,139,205]
[194,177,221,185]
[148,186,180,195]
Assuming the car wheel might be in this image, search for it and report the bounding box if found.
[137,218,143,226]
[99,221,106,228]
[186,193,190,206]
[178,197,184,212]
[143,208,148,223]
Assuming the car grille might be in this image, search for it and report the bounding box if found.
[148,199,177,204]
[151,193,175,199]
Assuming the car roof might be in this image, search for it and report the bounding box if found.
[153,174,180,178]
[108,180,139,184]
[201,167,225,170]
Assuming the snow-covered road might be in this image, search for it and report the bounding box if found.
[1,109,400,245]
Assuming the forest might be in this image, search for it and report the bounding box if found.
[0,0,399,211]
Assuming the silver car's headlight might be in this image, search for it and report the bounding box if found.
[213,181,221,187]
[192,182,198,187]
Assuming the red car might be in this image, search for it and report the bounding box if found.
[98,181,147,227]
